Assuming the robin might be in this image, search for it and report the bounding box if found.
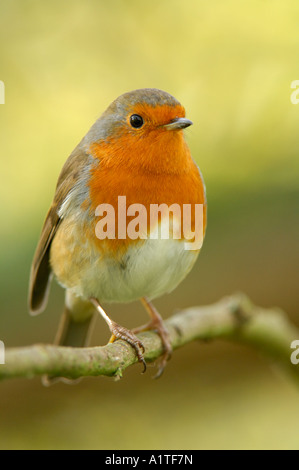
[28,88,207,382]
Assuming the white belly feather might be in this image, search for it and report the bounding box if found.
[77,236,198,303]
[51,215,199,303]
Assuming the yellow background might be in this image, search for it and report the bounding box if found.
[0,0,299,449]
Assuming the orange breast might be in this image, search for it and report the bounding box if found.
[87,130,207,255]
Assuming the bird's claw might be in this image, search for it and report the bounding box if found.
[133,316,172,379]
[109,321,146,373]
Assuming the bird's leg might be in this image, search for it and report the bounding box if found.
[89,298,146,373]
[133,297,172,378]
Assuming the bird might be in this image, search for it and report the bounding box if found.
[28,88,207,383]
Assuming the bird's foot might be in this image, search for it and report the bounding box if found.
[90,297,146,373]
[108,322,147,373]
[134,299,172,379]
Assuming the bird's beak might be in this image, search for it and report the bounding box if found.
[163,117,193,130]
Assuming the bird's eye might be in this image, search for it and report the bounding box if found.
[129,114,144,129]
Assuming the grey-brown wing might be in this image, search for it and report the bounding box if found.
[28,145,94,315]
[28,205,61,314]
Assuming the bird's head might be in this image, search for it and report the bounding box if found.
[86,88,193,174]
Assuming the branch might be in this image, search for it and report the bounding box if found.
[1,294,299,383]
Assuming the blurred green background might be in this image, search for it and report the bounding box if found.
[0,0,299,450]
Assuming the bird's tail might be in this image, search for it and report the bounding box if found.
[42,291,96,386]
